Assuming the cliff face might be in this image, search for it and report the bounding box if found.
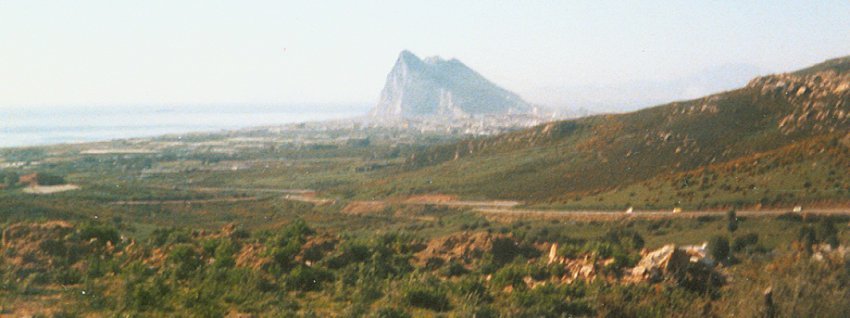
[370,50,534,119]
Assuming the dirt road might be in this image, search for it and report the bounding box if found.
[474,207,850,221]
[111,196,266,206]
[188,187,315,194]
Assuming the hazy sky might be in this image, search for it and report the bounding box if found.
[1,1,849,110]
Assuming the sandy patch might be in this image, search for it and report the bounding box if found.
[23,184,80,194]
[342,201,387,215]
[404,194,458,204]
[283,194,335,205]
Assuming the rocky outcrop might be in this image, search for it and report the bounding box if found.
[416,232,512,265]
[628,243,717,284]
[546,243,613,283]
[747,70,850,134]
[370,50,536,120]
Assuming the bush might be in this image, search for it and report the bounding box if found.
[491,263,528,289]
[603,228,645,250]
[817,219,839,248]
[267,242,299,273]
[169,244,201,279]
[557,242,584,258]
[491,237,521,265]
[149,228,191,246]
[3,171,19,188]
[301,244,326,263]
[285,265,332,292]
[36,173,65,185]
[727,209,738,233]
[280,218,314,244]
[327,242,370,269]
[798,225,817,252]
[424,257,445,270]
[708,236,730,261]
[77,223,120,246]
[402,283,450,311]
[442,260,468,277]
[213,240,237,268]
[732,233,759,252]
[510,284,592,317]
[374,307,411,318]
[453,277,488,300]
[777,212,803,222]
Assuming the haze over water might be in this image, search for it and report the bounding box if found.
[0,105,368,148]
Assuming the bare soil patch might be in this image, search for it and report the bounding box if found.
[341,201,387,215]
[22,184,80,194]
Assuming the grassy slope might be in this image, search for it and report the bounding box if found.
[367,57,850,208]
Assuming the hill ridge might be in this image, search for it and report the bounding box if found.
[370,55,850,208]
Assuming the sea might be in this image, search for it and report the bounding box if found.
[0,104,369,148]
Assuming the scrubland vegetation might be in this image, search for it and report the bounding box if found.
[1,210,848,317]
[0,56,849,316]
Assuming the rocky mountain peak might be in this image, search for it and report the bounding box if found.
[370,50,536,120]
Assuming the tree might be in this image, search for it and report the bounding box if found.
[708,236,730,262]
[797,226,817,254]
[726,209,738,234]
[36,173,65,185]
[817,219,839,248]
[3,171,18,188]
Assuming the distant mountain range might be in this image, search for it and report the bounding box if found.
[369,56,850,209]
[532,63,766,113]
[370,51,539,120]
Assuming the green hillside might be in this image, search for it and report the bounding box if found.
[369,56,850,209]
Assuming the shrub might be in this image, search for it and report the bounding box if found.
[169,244,201,280]
[727,209,738,233]
[39,239,67,258]
[732,233,759,252]
[285,265,332,292]
[77,223,120,246]
[510,284,592,317]
[777,212,803,222]
[403,284,450,312]
[213,240,237,268]
[491,263,528,289]
[453,277,488,300]
[424,257,445,270]
[490,237,521,265]
[53,268,82,285]
[442,260,468,277]
[149,228,191,246]
[301,244,325,263]
[557,242,584,258]
[3,171,19,188]
[36,173,65,185]
[280,218,314,244]
[269,240,301,272]
[374,307,411,318]
[326,242,370,269]
[798,225,817,252]
[603,228,645,251]
[708,236,730,261]
[817,219,839,248]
